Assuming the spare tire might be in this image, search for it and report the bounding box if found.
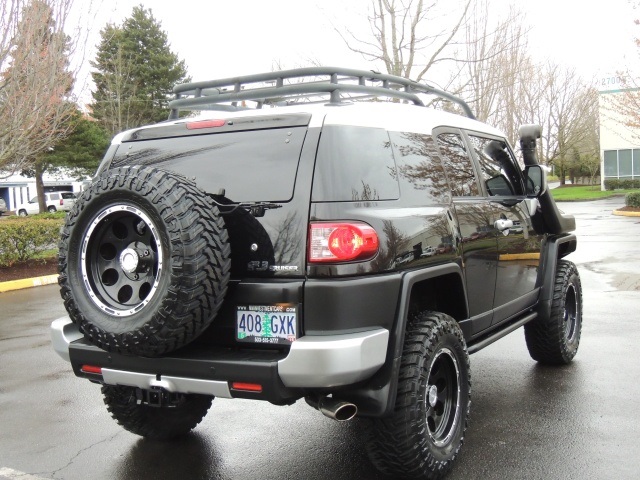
[58,166,230,357]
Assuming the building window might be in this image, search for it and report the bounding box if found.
[603,149,640,179]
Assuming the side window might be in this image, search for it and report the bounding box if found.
[50,193,60,201]
[436,133,480,197]
[313,126,399,202]
[390,131,450,205]
[468,135,524,196]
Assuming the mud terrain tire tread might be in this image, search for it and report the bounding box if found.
[58,166,231,357]
[366,311,471,480]
[102,385,212,440]
[524,259,582,364]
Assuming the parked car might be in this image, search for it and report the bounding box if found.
[0,198,6,215]
[16,191,76,216]
[51,67,581,480]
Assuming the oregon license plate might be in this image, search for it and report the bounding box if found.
[236,305,298,345]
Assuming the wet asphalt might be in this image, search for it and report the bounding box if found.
[1,197,639,480]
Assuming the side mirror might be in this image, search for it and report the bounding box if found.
[524,165,547,197]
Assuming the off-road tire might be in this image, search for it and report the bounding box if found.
[366,311,471,480]
[525,260,582,364]
[58,166,231,357]
[102,385,212,440]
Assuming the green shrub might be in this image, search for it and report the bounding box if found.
[604,179,619,190]
[626,191,640,208]
[0,217,63,267]
[604,178,640,190]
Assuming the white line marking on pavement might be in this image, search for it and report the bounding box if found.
[0,467,50,480]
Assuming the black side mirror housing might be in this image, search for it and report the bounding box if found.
[524,165,548,197]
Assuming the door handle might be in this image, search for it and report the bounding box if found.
[494,219,513,231]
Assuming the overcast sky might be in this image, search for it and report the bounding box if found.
[71,0,637,102]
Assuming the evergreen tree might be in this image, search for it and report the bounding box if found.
[90,5,189,136]
[40,109,109,177]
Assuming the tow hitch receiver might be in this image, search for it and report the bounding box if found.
[137,387,185,408]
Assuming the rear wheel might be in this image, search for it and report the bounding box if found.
[366,311,470,479]
[18,209,27,217]
[102,385,212,440]
[525,260,582,364]
[48,206,57,213]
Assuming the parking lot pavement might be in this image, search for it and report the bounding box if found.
[1,198,639,479]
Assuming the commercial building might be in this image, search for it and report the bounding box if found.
[599,74,640,189]
[0,170,88,214]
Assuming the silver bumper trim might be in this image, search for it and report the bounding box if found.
[50,317,83,362]
[101,369,232,398]
[277,329,389,388]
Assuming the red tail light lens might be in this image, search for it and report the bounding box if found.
[309,222,379,263]
[60,198,63,205]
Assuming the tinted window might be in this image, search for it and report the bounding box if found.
[391,131,450,204]
[61,192,76,199]
[110,127,307,202]
[313,126,399,202]
[468,135,523,196]
[436,133,480,197]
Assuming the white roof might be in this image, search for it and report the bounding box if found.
[112,101,506,144]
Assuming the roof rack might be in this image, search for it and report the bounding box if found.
[168,67,475,120]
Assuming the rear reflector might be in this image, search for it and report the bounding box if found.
[186,119,226,130]
[309,222,379,263]
[231,382,263,392]
[81,365,102,375]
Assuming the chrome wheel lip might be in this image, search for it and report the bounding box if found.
[81,204,163,317]
[425,347,462,448]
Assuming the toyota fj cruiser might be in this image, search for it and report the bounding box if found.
[51,67,582,479]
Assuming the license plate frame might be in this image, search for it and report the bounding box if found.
[236,304,298,345]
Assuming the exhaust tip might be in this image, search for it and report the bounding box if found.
[306,396,358,422]
[326,402,357,422]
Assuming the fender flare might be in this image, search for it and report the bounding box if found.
[537,233,577,322]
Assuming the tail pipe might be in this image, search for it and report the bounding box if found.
[305,396,358,422]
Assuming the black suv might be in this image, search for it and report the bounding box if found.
[51,67,582,479]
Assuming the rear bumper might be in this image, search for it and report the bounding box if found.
[50,317,389,401]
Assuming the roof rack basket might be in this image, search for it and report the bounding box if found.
[168,67,475,120]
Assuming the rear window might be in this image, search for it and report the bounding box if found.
[312,126,399,202]
[61,192,76,199]
[110,127,307,202]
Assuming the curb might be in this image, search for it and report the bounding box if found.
[0,274,58,293]
[613,209,640,217]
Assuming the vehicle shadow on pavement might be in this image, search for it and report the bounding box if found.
[112,419,386,480]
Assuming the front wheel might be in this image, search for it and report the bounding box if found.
[525,259,582,364]
[366,311,471,479]
[102,385,213,440]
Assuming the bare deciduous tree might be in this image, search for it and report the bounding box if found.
[336,0,472,81]
[0,1,75,175]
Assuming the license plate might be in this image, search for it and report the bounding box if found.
[236,305,297,345]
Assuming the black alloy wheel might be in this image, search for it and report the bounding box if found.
[366,311,470,479]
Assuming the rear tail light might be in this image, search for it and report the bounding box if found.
[60,198,63,205]
[309,222,379,263]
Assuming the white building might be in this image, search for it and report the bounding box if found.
[0,170,89,213]
[599,74,640,189]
